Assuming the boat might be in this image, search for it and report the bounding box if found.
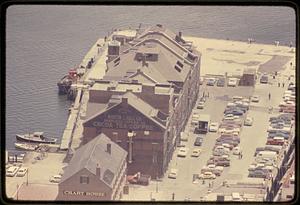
[16,132,57,144]
[15,142,39,151]
[57,69,78,94]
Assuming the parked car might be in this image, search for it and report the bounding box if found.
[224,109,244,116]
[209,122,219,132]
[228,78,238,87]
[206,78,216,86]
[6,166,19,177]
[217,78,225,87]
[218,134,240,142]
[215,160,230,167]
[244,116,254,126]
[232,96,243,101]
[194,137,203,146]
[197,101,205,109]
[254,147,266,156]
[213,146,230,156]
[191,148,202,157]
[177,147,188,157]
[201,165,224,176]
[248,170,268,178]
[221,143,234,150]
[199,172,216,179]
[260,75,268,84]
[251,95,260,102]
[16,167,28,177]
[180,132,189,142]
[168,169,178,179]
[49,175,62,183]
[127,172,151,185]
[248,163,265,171]
[266,137,285,146]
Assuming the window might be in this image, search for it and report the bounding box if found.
[113,132,118,141]
[144,131,150,136]
[80,175,89,184]
[174,65,182,73]
[176,61,183,68]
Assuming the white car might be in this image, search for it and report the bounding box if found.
[244,117,253,126]
[233,147,242,155]
[177,147,188,157]
[50,175,62,183]
[251,95,260,102]
[180,132,189,142]
[197,101,205,109]
[223,114,240,120]
[191,148,202,157]
[168,169,178,179]
[209,122,219,132]
[16,167,28,177]
[6,166,20,177]
[228,78,238,87]
[199,172,216,179]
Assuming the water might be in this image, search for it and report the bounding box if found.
[6,5,295,149]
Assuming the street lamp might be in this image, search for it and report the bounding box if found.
[128,131,134,163]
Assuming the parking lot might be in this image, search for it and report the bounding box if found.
[5,152,65,198]
[124,75,290,201]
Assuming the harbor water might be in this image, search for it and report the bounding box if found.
[6,5,295,149]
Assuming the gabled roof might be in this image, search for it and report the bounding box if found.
[83,92,166,130]
[60,134,127,188]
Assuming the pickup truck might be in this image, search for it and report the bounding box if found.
[127,172,151,186]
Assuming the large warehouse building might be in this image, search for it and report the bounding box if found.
[82,24,201,178]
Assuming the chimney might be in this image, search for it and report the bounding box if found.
[107,143,111,154]
[179,31,182,38]
[96,164,101,177]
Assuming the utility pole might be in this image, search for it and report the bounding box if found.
[26,169,29,186]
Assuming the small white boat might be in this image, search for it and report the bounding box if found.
[14,142,38,151]
[16,132,57,144]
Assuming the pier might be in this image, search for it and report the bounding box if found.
[60,29,136,151]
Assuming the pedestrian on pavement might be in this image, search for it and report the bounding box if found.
[278,82,280,87]
[268,93,271,100]
[172,193,175,200]
[282,82,285,87]
[241,152,243,159]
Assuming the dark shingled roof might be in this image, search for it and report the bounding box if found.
[60,134,127,188]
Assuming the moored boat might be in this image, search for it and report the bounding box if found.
[16,132,57,144]
[15,142,38,151]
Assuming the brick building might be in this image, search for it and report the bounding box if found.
[57,134,127,201]
[82,24,201,178]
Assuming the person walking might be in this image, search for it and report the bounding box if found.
[278,82,280,87]
[268,93,271,100]
[282,82,285,87]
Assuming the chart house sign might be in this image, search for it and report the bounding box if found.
[63,190,106,197]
